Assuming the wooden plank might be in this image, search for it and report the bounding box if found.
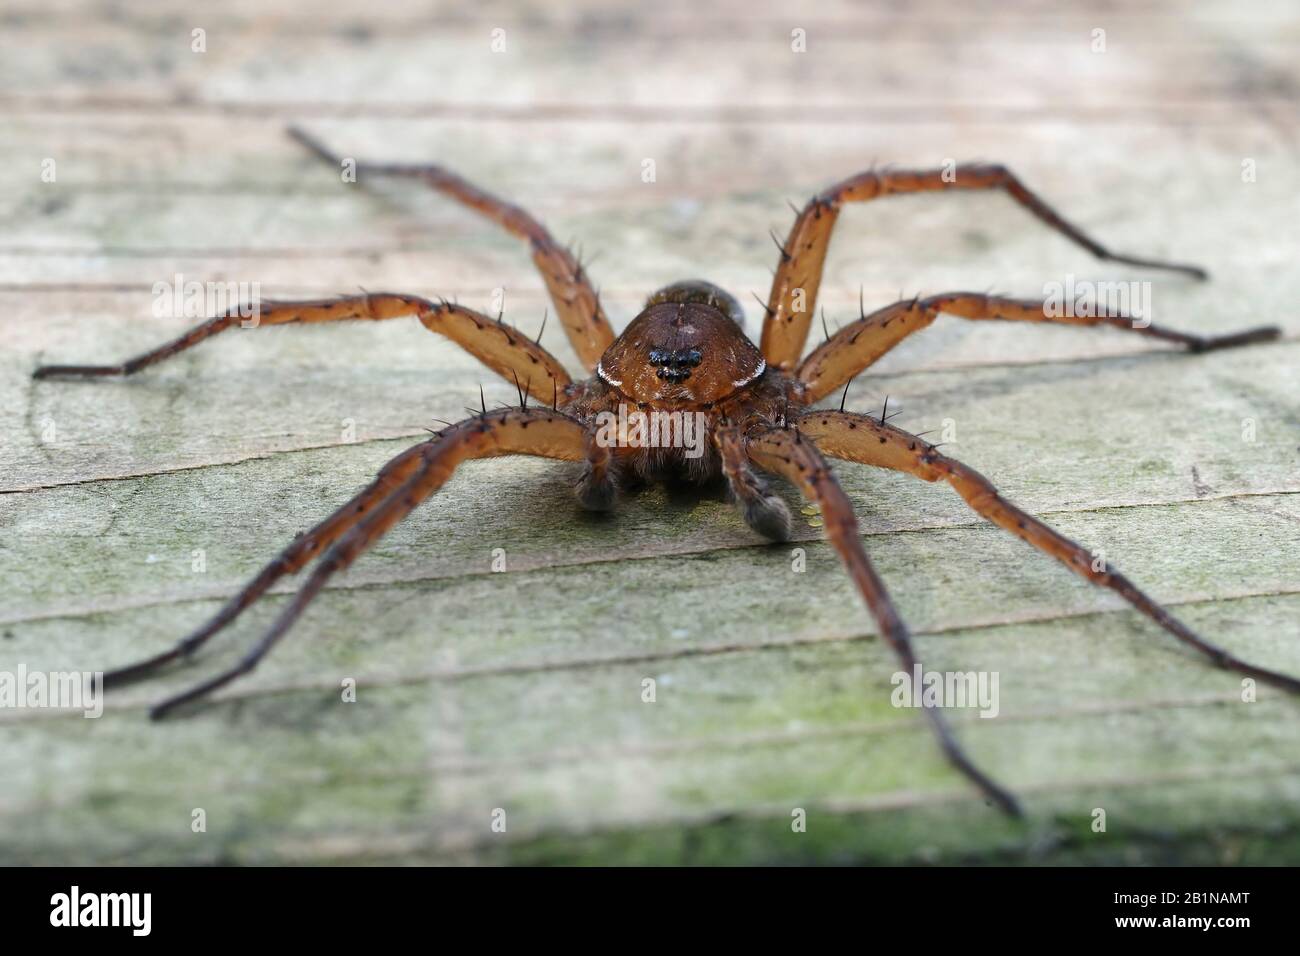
[3,1,1298,119]
[1,0,1298,865]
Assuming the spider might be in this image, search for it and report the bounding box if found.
[33,126,1298,817]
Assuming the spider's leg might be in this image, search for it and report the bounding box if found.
[797,409,1300,694]
[288,126,615,372]
[716,426,791,540]
[146,407,613,718]
[33,296,571,402]
[761,164,1211,370]
[745,426,1022,817]
[34,293,428,379]
[102,442,431,687]
[797,292,1279,402]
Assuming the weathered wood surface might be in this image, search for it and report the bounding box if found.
[1,0,1298,864]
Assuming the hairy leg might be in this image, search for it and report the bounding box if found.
[289,126,615,370]
[103,442,429,687]
[33,295,573,402]
[761,164,1210,369]
[797,409,1300,694]
[745,426,1021,815]
[121,407,612,716]
[796,292,1278,402]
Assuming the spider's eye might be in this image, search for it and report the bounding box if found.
[647,346,702,380]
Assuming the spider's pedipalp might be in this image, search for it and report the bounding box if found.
[797,409,1300,696]
[716,427,792,541]
[575,433,620,512]
[742,491,793,543]
[575,464,619,512]
[745,425,1022,816]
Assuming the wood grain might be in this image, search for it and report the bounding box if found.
[1,0,1298,864]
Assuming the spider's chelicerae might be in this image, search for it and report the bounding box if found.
[35,127,1298,816]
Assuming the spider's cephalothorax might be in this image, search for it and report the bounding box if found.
[595,279,767,405]
[35,126,1297,819]
[572,278,790,489]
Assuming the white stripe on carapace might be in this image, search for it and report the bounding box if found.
[733,358,766,388]
[596,359,623,388]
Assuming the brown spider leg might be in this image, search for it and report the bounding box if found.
[102,442,430,688]
[761,164,1211,370]
[148,407,612,719]
[796,292,1280,403]
[32,296,572,402]
[110,404,615,689]
[288,126,615,371]
[745,426,1022,816]
[796,409,1300,695]
[716,426,792,540]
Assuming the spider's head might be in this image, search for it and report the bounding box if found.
[596,280,766,406]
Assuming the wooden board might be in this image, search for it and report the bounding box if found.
[1,0,1298,864]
